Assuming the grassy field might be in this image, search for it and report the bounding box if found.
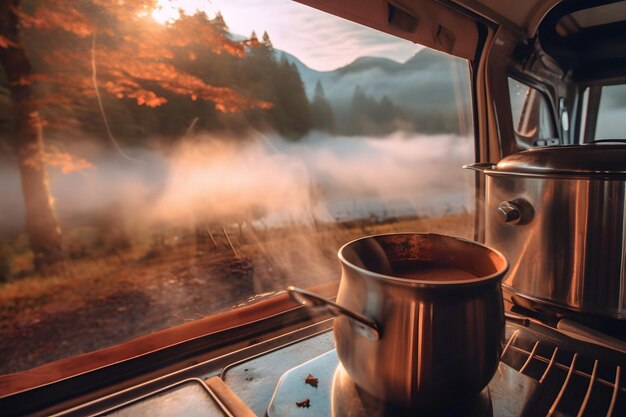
[0,213,472,374]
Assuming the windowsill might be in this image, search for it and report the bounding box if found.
[0,281,338,412]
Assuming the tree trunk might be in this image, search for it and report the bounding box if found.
[1,1,64,269]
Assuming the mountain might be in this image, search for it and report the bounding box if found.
[281,48,469,107]
[335,56,404,75]
[272,50,333,95]
[276,48,472,135]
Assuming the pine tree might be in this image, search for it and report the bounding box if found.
[268,56,311,139]
[347,86,404,135]
[211,11,228,33]
[311,80,334,132]
[261,31,273,49]
[249,30,259,47]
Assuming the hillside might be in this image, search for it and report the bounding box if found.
[280,48,472,135]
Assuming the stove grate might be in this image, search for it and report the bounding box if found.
[501,327,625,417]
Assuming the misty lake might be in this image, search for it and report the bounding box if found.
[0,132,474,235]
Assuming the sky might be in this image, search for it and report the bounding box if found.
[152,0,423,71]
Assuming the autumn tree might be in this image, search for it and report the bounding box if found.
[0,0,269,269]
[0,0,63,269]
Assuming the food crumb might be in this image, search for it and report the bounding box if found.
[296,399,311,408]
[304,374,319,388]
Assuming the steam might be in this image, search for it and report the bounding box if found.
[150,133,322,227]
[0,131,474,234]
[0,131,474,290]
[141,131,474,227]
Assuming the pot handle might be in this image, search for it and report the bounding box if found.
[287,286,380,340]
[462,162,497,172]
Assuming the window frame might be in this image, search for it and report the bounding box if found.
[578,82,626,143]
[506,74,560,150]
[0,282,338,414]
[0,0,488,411]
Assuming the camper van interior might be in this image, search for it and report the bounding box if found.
[1,0,626,416]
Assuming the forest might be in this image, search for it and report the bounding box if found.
[0,0,470,274]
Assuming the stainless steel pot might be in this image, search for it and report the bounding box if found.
[288,233,508,408]
[466,144,626,319]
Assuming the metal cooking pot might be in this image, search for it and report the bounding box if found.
[466,143,626,319]
[288,233,508,408]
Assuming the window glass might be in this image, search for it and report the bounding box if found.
[0,0,474,374]
[595,84,626,139]
[508,78,558,148]
[579,87,590,143]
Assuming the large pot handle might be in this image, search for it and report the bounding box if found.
[287,286,380,340]
[463,162,497,172]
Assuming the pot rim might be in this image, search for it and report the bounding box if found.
[337,232,509,288]
[482,169,626,180]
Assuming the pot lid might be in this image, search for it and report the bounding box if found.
[495,144,626,175]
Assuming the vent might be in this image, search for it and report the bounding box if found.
[387,2,418,32]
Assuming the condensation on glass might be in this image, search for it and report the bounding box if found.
[508,77,558,149]
[595,84,626,140]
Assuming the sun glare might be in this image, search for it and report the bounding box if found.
[150,0,208,25]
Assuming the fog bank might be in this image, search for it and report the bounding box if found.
[0,131,475,236]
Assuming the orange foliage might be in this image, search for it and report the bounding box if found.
[23,147,94,174]
[43,148,95,174]
[13,0,268,115]
[0,34,17,48]
[12,3,93,37]
[20,113,91,172]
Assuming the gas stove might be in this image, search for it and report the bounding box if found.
[222,319,626,417]
[25,314,626,417]
[264,349,522,417]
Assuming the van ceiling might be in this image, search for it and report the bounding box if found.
[559,1,626,32]
[298,1,626,81]
[450,0,559,31]
[538,0,626,80]
[295,1,562,49]
[295,0,480,60]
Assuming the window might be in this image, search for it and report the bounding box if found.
[595,84,626,139]
[0,0,474,374]
[508,77,558,148]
